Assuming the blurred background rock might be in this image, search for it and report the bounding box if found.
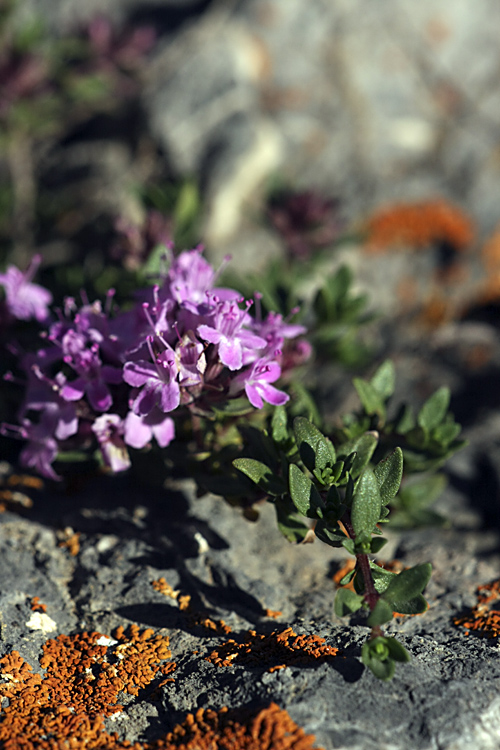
[2,0,500,302]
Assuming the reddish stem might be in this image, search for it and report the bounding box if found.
[341,512,380,612]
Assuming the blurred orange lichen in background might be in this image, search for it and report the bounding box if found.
[454,578,500,638]
[477,223,500,303]
[364,199,474,254]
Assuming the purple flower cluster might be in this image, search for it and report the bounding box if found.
[1,247,307,479]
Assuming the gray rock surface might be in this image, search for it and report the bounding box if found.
[3,1,500,747]
[2,320,500,749]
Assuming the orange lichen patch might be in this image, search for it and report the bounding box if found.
[30,596,47,613]
[416,295,453,328]
[0,465,43,512]
[0,488,33,512]
[57,526,81,556]
[6,473,44,490]
[264,609,283,619]
[480,224,500,271]
[364,199,474,253]
[205,627,338,671]
[153,703,323,750]
[151,578,230,633]
[152,577,180,600]
[454,578,500,638]
[190,615,232,635]
[0,626,174,749]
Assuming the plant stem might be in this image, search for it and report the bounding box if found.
[341,511,380,612]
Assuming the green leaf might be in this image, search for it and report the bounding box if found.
[353,379,385,418]
[342,538,355,555]
[370,537,388,554]
[288,464,324,517]
[351,469,381,537]
[340,433,378,478]
[367,599,393,627]
[433,421,461,446]
[315,520,346,548]
[397,473,447,511]
[392,507,447,529]
[271,405,289,443]
[374,448,403,505]
[388,594,428,615]
[370,360,395,400]
[139,242,169,281]
[369,562,397,594]
[361,638,395,680]
[293,417,335,473]
[233,458,286,496]
[394,403,415,434]
[417,387,450,432]
[338,568,356,585]
[173,180,200,235]
[366,655,395,680]
[385,637,411,663]
[275,501,311,543]
[334,588,364,617]
[212,397,254,417]
[381,563,432,604]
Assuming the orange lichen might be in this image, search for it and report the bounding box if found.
[481,224,500,271]
[153,703,323,750]
[364,199,474,253]
[454,578,500,637]
[475,226,500,303]
[151,578,231,633]
[416,295,453,328]
[152,577,180,600]
[205,627,338,671]
[264,609,283,619]
[30,596,47,613]
[57,527,81,556]
[6,473,44,490]
[0,628,321,749]
[0,465,42,512]
[0,626,174,748]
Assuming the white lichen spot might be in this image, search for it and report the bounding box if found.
[96,535,119,553]
[95,635,118,647]
[108,711,125,722]
[25,612,57,634]
[194,531,209,554]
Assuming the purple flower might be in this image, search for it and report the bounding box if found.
[123,345,180,415]
[175,332,206,386]
[0,255,52,322]
[0,412,61,481]
[231,358,289,409]
[198,298,266,371]
[23,368,79,440]
[92,415,131,472]
[61,342,122,412]
[252,310,306,358]
[123,409,175,449]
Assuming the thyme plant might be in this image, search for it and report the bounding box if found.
[0,249,464,680]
